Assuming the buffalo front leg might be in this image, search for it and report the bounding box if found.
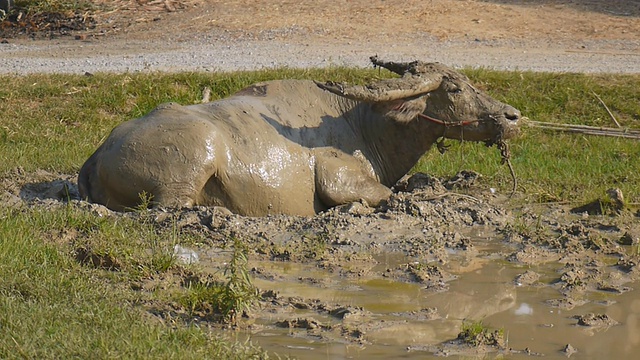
[314,150,392,209]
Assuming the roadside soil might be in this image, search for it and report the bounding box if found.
[4,0,637,42]
[2,1,640,358]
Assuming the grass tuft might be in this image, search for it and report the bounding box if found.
[178,237,259,325]
[458,320,505,348]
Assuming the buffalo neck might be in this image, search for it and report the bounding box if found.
[342,101,444,187]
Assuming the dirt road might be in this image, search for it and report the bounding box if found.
[1,0,639,74]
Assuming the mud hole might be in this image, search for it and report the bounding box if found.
[3,168,640,358]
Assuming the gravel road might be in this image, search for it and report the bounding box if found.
[2,35,639,74]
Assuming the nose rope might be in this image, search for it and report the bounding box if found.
[416,113,478,154]
[417,113,479,127]
[418,112,518,197]
[490,114,518,197]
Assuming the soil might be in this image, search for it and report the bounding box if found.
[2,1,640,358]
[31,0,640,42]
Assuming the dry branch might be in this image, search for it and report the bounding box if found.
[527,120,640,140]
[591,91,621,128]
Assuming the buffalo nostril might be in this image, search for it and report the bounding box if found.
[504,107,520,121]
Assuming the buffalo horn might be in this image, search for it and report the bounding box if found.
[315,75,441,102]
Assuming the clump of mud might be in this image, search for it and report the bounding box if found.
[573,313,619,328]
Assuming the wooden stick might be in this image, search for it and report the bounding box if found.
[421,192,482,203]
[527,121,640,133]
[530,126,640,140]
[528,126,640,136]
[527,121,640,140]
[565,49,638,56]
[591,91,621,128]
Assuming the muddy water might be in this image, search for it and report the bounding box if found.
[487,286,640,359]
[202,237,640,359]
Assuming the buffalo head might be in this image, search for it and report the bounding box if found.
[316,56,520,144]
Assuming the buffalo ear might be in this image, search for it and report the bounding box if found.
[372,96,428,123]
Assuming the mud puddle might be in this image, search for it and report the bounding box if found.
[201,236,640,359]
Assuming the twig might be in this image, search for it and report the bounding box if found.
[527,121,639,132]
[65,88,83,95]
[164,0,177,12]
[10,335,28,359]
[421,192,482,203]
[527,121,640,140]
[565,49,638,56]
[591,91,621,128]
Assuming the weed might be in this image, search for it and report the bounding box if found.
[121,191,183,275]
[458,320,506,348]
[179,237,258,325]
[503,210,546,240]
[181,280,220,315]
[149,249,176,273]
[217,237,259,324]
[302,233,328,260]
[136,190,154,211]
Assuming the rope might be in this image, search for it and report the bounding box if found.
[418,113,518,196]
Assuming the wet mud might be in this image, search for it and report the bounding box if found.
[3,168,640,358]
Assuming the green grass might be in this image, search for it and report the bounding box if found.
[1,68,639,203]
[0,205,269,359]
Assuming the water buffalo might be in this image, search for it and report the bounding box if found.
[78,57,521,216]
